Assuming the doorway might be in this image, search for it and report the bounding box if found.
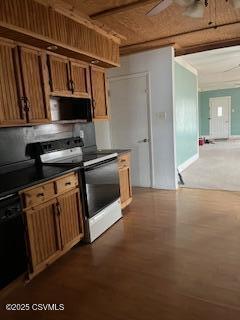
[209,96,231,139]
[109,73,152,187]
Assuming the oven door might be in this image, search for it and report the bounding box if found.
[84,158,120,218]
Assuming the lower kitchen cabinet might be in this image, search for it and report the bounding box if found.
[25,199,62,276]
[20,172,84,279]
[58,189,84,251]
[118,153,132,209]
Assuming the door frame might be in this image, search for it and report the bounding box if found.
[108,72,154,188]
[209,96,231,139]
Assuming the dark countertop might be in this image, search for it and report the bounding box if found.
[0,165,80,199]
[0,149,131,198]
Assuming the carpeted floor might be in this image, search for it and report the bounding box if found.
[181,139,240,191]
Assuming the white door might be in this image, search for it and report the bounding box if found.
[209,96,231,139]
[109,74,151,187]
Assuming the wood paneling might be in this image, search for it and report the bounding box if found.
[65,0,240,56]
[58,189,84,250]
[25,199,61,274]
[19,46,50,123]
[47,54,71,95]
[0,38,25,125]
[0,0,120,67]
[70,60,91,98]
[90,65,108,119]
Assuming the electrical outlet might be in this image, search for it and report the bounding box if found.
[79,130,84,139]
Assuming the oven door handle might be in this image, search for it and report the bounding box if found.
[84,159,117,171]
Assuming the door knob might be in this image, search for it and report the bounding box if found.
[137,138,149,143]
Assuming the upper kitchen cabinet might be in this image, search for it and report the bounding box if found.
[47,54,71,96]
[90,66,109,119]
[70,60,91,98]
[19,46,50,123]
[0,38,25,125]
[0,39,50,127]
[47,54,91,99]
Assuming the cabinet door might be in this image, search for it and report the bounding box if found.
[119,167,132,209]
[90,65,109,119]
[25,199,61,275]
[70,60,91,98]
[19,46,50,123]
[57,189,84,251]
[47,54,71,95]
[0,39,25,125]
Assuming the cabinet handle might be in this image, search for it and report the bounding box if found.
[37,192,44,197]
[68,80,75,93]
[65,181,71,186]
[20,96,30,113]
[71,80,75,93]
[57,203,62,215]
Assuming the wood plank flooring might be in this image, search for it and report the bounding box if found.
[1,187,240,319]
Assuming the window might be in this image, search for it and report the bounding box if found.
[217,106,223,117]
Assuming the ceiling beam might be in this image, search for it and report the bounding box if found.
[120,20,240,55]
[90,0,158,19]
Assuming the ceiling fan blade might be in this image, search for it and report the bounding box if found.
[183,1,204,18]
[146,0,173,16]
[223,65,240,72]
[173,0,195,6]
[232,0,240,9]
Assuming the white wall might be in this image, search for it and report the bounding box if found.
[95,46,177,189]
[94,120,111,149]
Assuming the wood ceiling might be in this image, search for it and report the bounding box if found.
[61,0,240,56]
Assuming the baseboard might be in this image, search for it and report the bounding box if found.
[178,153,199,173]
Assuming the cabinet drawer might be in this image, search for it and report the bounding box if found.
[118,153,130,169]
[23,182,55,208]
[55,173,78,194]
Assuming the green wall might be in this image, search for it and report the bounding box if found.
[175,62,198,167]
[199,88,240,136]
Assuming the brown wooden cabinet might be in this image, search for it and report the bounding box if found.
[70,60,91,98]
[19,46,50,123]
[25,199,62,276]
[0,38,50,126]
[0,38,25,125]
[58,189,84,251]
[90,65,109,119]
[20,172,84,279]
[47,53,91,99]
[118,153,132,209]
[47,54,71,95]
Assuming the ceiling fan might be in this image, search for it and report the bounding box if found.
[146,0,240,18]
[223,64,240,72]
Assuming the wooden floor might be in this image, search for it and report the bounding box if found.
[1,187,240,319]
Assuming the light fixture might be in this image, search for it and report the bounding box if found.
[183,0,205,18]
[47,45,58,51]
[91,59,99,64]
[232,0,240,9]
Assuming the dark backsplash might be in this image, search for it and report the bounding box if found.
[0,122,96,168]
